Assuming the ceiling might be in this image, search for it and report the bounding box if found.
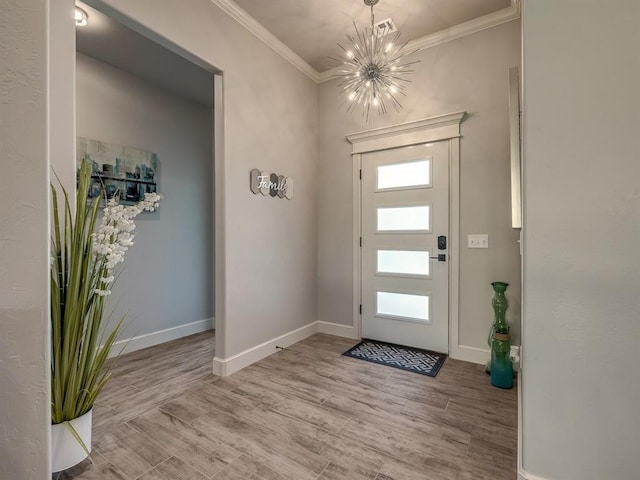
[232,0,512,71]
[76,3,215,106]
[75,0,514,103]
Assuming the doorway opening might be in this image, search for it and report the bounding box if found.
[74,1,221,355]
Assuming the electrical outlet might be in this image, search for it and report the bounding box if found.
[468,234,489,248]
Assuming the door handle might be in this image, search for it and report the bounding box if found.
[430,254,447,262]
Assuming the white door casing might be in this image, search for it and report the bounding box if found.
[361,142,449,352]
[346,112,465,356]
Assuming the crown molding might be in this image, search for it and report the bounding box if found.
[208,0,320,83]
[318,2,521,83]
[210,0,520,86]
[407,2,521,52]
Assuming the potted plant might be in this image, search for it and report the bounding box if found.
[50,160,161,472]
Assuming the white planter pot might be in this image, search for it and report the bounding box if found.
[51,409,92,473]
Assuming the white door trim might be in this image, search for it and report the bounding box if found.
[346,111,466,355]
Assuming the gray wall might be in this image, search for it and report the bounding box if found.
[0,0,50,478]
[76,53,214,340]
[0,2,521,475]
[83,0,319,359]
[521,1,640,478]
[1,0,318,473]
[318,20,522,353]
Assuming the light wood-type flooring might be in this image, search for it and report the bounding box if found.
[55,331,517,480]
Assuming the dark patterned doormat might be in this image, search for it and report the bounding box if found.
[342,339,447,377]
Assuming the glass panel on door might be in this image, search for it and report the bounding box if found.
[377,205,431,232]
[376,291,430,322]
[376,159,431,190]
[377,250,430,276]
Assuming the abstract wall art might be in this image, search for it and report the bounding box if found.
[77,137,159,205]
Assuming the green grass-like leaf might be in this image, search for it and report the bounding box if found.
[51,161,124,424]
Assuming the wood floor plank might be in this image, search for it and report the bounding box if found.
[470,422,518,453]
[159,377,247,421]
[190,406,325,480]
[53,450,123,480]
[56,331,517,480]
[377,373,451,408]
[323,393,472,451]
[157,389,219,424]
[295,333,359,354]
[376,456,459,480]
[96,383,142,409]
[292,368,407,413]
[234,404,334,456]
[136,456,210,480]
[94,423,171,479]
[56,463,128,480]
[210,454,280,480]
[316,441,383,480]
[108,367,214,418]
[127,407,241,478]
[237,364,332,405]
[445,396,517,429]
[231,379,350,434]
[317,461,379,480]
[338,416,469,470]
[401,399,474,435]
[324,367,412,407]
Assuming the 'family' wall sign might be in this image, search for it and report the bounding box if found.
[250,169,294,199]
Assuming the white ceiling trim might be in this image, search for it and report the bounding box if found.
[409,2,521,53]
[210,0,520,86]
[209,0,321,82]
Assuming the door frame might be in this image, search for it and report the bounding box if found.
[346,111,466,355]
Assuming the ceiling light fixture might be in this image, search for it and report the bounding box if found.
[75,6,89,27]
[332,0,419,120]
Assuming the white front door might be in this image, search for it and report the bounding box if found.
[361,141,449,353]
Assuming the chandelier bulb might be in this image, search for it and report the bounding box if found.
[75,6,89,26]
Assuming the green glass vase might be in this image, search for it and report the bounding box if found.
[490,331,514,389]
[486,281,509,374]
[491,281,509,334]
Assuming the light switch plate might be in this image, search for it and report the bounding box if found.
[468,234,489,248]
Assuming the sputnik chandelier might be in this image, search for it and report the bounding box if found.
[332,0,419,120]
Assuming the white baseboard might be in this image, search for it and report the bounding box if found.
[212,321,318,376]
[519,469,549,480]
[450,344,490,365]
[110,318,214,358]
[211,320,492,376]
[317,321,359,339]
